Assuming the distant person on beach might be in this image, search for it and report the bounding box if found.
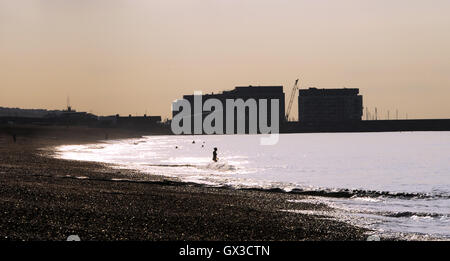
[12,134,16,143]
[212,147,218,162]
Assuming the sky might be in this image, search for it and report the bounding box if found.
[1,0,449,120]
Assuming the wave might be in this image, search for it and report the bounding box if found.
[145,162,237,172]
[86,145,105,150]
[145,163,198,168]
[239,187,450,200]
[385,211,449,219]
[200,162,236,171]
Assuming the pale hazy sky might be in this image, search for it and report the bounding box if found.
[1,0,449,120]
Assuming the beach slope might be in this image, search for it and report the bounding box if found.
[0,126,367,240]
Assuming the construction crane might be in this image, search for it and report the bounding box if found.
[285,78,299,121]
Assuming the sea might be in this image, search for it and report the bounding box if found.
[54,131,450,240]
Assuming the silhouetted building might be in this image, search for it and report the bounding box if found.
[0,105,166,132]
[39,106,98,125]
[99,114,162,129]
[173,86,285,134]
[298,88,363,122]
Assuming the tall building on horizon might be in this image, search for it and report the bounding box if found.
[173,86,285,134]
[298,88,363,123]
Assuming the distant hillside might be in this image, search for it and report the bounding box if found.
[0,107,63,118]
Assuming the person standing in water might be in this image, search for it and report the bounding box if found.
[212,147,218,162]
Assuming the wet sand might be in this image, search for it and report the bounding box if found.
[0,125,367,240]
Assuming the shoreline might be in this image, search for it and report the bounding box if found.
[0,126,369,240]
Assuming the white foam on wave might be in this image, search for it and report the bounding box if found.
[200,162,237,172]
[351,197,382,202]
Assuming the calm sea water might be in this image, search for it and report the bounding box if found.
[55,132,450,240]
